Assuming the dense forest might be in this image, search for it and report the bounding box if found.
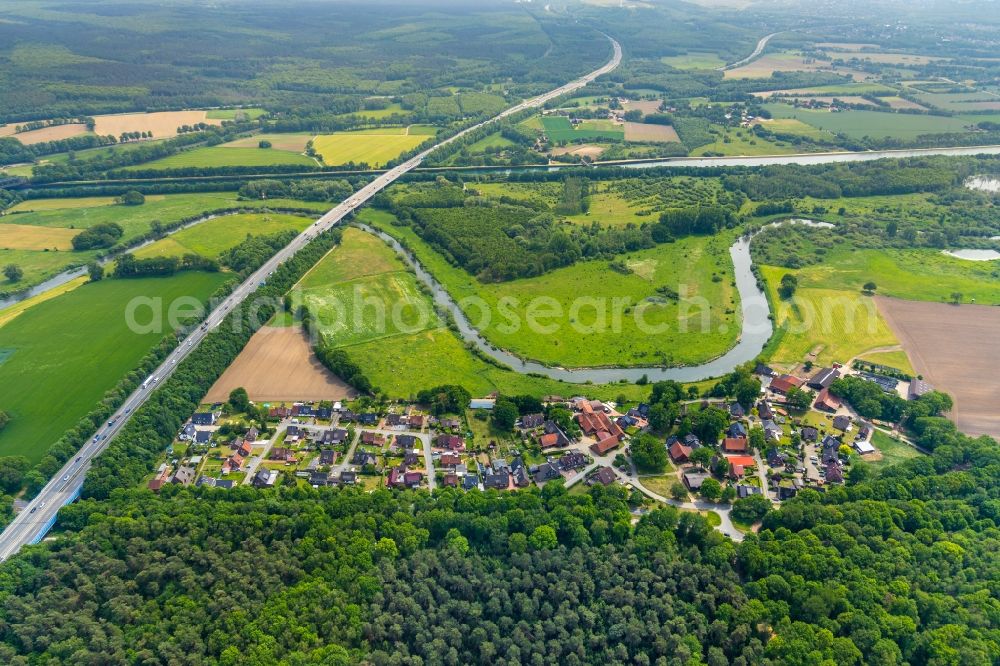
[0,418,998,663]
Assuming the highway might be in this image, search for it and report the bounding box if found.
[719,32,778,71]
[0,35,622,562]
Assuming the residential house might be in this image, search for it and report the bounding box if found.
[408,414,425,429]
[757,401,773,420]
[766,448,787,467]
[196,475,216,488]
[683,433,701,448]
[520,413,545,430]
[236,440,253,458]
[385,413,405,429]
[754,363,776,378]
[442,474,459,488]
[361,431,385,447]
[800,426,819,443]
[510,458,530,487]
[821,435,841,464]
[269,406,291,419]
[339,470,357,485]
[860,372,898,394]
[532,462,562,482]
[252,469,278,488]
[729,403,746,419]
[245,427,259,442]
[439,454,461,468]
[179,423,197,441]
[824,461,844,483]
[285,425,302,442]
[403,451,421,467]
[315,406,333,420]
[669,440,692,463]
[590,431,621,456]
[559,452,588,471]
[194,430,211,445]
[832,415,852,432]
[814,388,842,413]
[357,413,378,426]
[761,419,783,442]
[737,485,761,499]
[483,470,509,489]
[727,422,747,439]
[215,479,235,490]
[387,467,404,488]
[462,474,479,491]
[269,448,296,462]
[149,465,171,492]
[352,451,377,467]
[722,437,748,453]
[320,428,349,446]
[309,471,330,487]
[587,466,617,486]
[542,421,571,445]
[396,434,418,449]
[436,434,466,451]
[221,454,245,474]
[616,414,638,430]
[769,374,804,395]
[319,449,337,465]
[192,412,217,426]
[683,469,711,490]
[807,367,840,390]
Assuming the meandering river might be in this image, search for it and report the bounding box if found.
[361,219,833,384]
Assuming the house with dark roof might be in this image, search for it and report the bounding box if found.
[737,485,761,499]
[319,449,337,465]
[403,472,423,488]
[403,451,421,467]
[252,469,278,488]
[587,466,617,486]
[192,412,217,426]
[761,419,783,442]
[757,401,773,420]
[396,434,418,449]
[683,470,711,490]
[800,426,819,443]
[357,413,378,426]
[462,474,479,491]
[215,479,235,490]
[483,470,509,489]
[320,428,349,446]
[351,451,377,467]
[825,461,844,483]
[754,363,776,377]
[442,473,459,488]
[511,458,530,487]
[179,423,197,441]
[727,422,747,439]
[436,434,465,451]
[339,471,357,485]
[832,415,852,432]
[520,413,545,430]
[807,367,840,390]
[533,462,562,482]
[729,403,746,418]
[859,372,898,394]
[683,433,701,448]
[559,452,588,471]
[360,431,385,446]
[309,471,330,487]
[766,448,787,467]
[194,430,211,445]
[821,436,841,464]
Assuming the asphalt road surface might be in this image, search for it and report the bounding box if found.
[0,35,622,562]
[719,32,779,71]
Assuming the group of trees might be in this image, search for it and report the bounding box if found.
[238,178,354,202]
[829,376,952,433]
[70,222,124,251]
[112,253,217,278]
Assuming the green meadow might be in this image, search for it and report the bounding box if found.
[124,146,317,170]
[0,271,229,462]
[133,212,312,260]
[764,103,1000,140]
[359,209,740,369]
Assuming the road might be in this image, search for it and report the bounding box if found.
[0,35,622,563]
[719,32,779,71]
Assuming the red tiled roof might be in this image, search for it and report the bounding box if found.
[591,432,620,455]
[726,455,755,468]
[669,442,692,461]
[770,375,804,394]
[722,438,748,453]
[539,433,560,448]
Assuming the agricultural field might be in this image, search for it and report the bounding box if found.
[222,134,312,151]
[623,122,680,143]
[759,265,901,368]
[204,325,355,403]
[293,223,649,400]
[91,110,224,139]
[0,271,228,462]
[466,132,516,153]
[205,108,268,120]
[876,296,1000,439]
[562,191,649,227]
[660,52,726,70]
[124,145,317,170]
[0,123,88,145]
[723,52,867,80]
[0,193,329,290]
[133,213,311,260]
[550,144,606,159]
[856,349,915,376]
[764,103,1000,140]
[752,83,896,98]
[0,224,79,251]
[540,116,624,142]
[312,128,433,167]
[360,209,741,369]
[753,118,836,140]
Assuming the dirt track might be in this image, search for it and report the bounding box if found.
[204,325,356,404]
[876,296,1000,439]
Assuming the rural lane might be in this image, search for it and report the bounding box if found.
[0,35,623,562]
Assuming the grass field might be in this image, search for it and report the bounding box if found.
[222,134,313,151]
[205,108,268,120]
[0,277,86,329]
[764,103,1000,140]
[0,271,229,462]
[540,116,624,142]
[753,118,837,140]
[125,146,317,170]
[361,209,741,369]
[0,193,329,290]
[760,265,901,367]
[294,223,651,400]
[467,132,517,153]
[661,52,726,69]
[692,127,799,156]
[133,213,311,260]
[312,129,433,167]
[869,430,923,469]
[563,191,648,227]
